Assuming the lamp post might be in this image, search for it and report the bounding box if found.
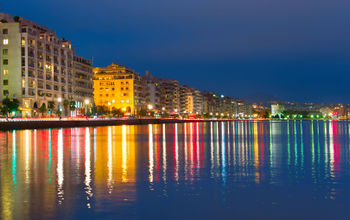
[148,104,153,117]
[108,102,111,116]
[57,97,62,118]
[84,99,89,116]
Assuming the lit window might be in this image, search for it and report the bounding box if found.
[3,70,8,75]
[3,39,8,45]
[121,100,124,103]
[126,99,129,103]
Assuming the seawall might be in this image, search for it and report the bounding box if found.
[0,118,237,131]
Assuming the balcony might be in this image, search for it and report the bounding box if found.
[28,73,35,78]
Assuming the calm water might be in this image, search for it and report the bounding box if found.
[1,121,350,219]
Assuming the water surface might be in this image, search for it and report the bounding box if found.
[1,120,350,219]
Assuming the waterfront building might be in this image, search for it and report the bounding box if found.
[179,85,192,115]
[144,71,161,112]
[271,103,285,117]
[192,88,203,114]
[72,55,93,115]
[0,13,92,116]
[158,78,180,115]
[236,99,252,118]
[93,63,145,116]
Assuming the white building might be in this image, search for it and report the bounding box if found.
[271,104,285,117]
[0,13,92,116]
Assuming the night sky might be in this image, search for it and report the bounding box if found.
[3,0,350,103]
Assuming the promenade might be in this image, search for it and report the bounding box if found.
[0,117,238,131]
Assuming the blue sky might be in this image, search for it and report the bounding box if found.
[3,0,350,103]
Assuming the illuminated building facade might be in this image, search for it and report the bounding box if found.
[158,78,180,115]
[0,13,92,116]
[93,63,145,115]
[73,55,93,114]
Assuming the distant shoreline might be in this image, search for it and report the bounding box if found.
[0,118,341,131]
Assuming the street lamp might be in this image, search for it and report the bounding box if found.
[57,97,62,116]
[84,99,89,116]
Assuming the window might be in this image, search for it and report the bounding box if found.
[3,90,8,96]
[3,80,8,85]
[3,59,8,65]
[3,70,8,75]
[3,49,8,55]
[3,39,8,45]
[2,29,8,34]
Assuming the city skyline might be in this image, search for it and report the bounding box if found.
[2,1,350,103]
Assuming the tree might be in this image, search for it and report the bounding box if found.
[69,101,76,112]
[63,99,69,116]
[13,16,20,22]
[39,104,47,116]
[56,109,62,117]
[48,101,55,116]
[96,105,107,115]
[1,98,19,118]
[112,108,123,117]
[138,109,147,117]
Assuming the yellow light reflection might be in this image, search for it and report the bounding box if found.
[122,125,127,182]
[85,128,92,208]
[107,126,113,193]
[25,130,30,184]
[253,122,260,183]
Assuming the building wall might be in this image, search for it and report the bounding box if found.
[93,64,137,115]
[0,13,92,116]
[0,21,22,102]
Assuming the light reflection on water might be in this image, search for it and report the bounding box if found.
[1,121,350,219]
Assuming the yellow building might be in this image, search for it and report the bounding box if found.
[93,63,145,115]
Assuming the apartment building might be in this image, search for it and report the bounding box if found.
[93,63,145,115]
[158,78,180,115]
[73,55,93,114]
[0,13,92,116]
